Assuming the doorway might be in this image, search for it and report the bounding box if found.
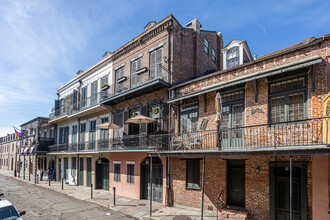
[95,158,109,191]
[87,158,92,187]
[269,162,307,220]
[141,157,163,202]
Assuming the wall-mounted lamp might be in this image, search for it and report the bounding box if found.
[256,166,261,173]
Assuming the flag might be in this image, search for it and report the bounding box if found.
[14,129,20,142]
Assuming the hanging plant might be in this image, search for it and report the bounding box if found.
[152,106,160,114]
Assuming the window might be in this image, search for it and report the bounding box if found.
[79,123,86,150]
[203,38,209,55]
[126,163,135,184]
[89,120,96,149]
[129,107,140,135]
[180,100,199,133]
[269,76,307,123]
[149,48,163,80]
[211,48,216,64]
[59,127,69,144]
[220,90,244,147]
[186,159,200,189]
[100,75,108,87]
[131,58,142,88]
[114,163,121,182]
[227,160,245,207]
[91,81,98,106]
[226,47,240,69]
[148,104,161,134]
[115,67,125,93]
[72,125,77,145]
[100,117,109,140]
[100,75,109,100]
[81,86,87,108]
[113,111,123,139]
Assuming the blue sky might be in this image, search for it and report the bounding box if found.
[0,0,329,136]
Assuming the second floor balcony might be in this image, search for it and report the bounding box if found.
[50,73,171,122]
[48,134,167,153]
[48,117,330,154]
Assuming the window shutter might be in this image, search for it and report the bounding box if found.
[150,51,156,79]
[156,49,163,77]
[137,58,142,70]
[132,61,136,73]
[123,111,129,135]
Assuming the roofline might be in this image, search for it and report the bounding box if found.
[20,117,49,127]
[171,37,324,90]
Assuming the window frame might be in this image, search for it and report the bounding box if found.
[186,159,200,190]
[226,47,240,69]
[203,38,209,56]
[179,99,199,134]
[126,163,135,184]
[130,57,142,88]
[149,47,163,80]
[115,67,125,93]
[114,163,121,182]
[211,47,216,64]
[268,74,308,124]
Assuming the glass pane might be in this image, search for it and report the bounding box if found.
[288,93,304,121]
[271,96,285,123]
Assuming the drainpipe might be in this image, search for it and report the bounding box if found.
[167,25,172,84]
[166,24,173,207]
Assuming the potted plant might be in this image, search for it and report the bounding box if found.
[101,82,109,91]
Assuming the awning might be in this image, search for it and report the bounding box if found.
[168,55,322,104]
[29,146,36,154]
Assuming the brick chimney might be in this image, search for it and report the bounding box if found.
[186,18,202,33]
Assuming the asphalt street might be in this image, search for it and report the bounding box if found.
[0,174,136,220]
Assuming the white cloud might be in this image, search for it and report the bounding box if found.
[0,0,95,136]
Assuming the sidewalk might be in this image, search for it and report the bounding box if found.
[0,169,217,219]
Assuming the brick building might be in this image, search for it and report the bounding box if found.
[19,117,55,180]
[150,35,330,219]
[0,133,18,172]
[47,14,223,203]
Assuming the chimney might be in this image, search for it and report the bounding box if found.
[186,18,202,33]
[253,55,258,60]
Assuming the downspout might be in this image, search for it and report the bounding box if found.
[166,24,173,207]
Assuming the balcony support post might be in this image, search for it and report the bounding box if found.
[149,156,153,217]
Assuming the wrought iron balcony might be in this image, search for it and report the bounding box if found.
[50,74,170,121]
[48,134,167,153]
[165,117,330,152]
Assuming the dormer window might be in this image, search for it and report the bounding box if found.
[226,47,240,69]
[222,40,253,70]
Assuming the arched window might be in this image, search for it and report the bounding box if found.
[226,47,240,68]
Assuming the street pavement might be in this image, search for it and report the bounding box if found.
[0,174,136,220]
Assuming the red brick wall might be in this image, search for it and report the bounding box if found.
[172,42,328,132]
[170,155,313,220]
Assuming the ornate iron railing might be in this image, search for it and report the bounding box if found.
[48,117,329,153]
